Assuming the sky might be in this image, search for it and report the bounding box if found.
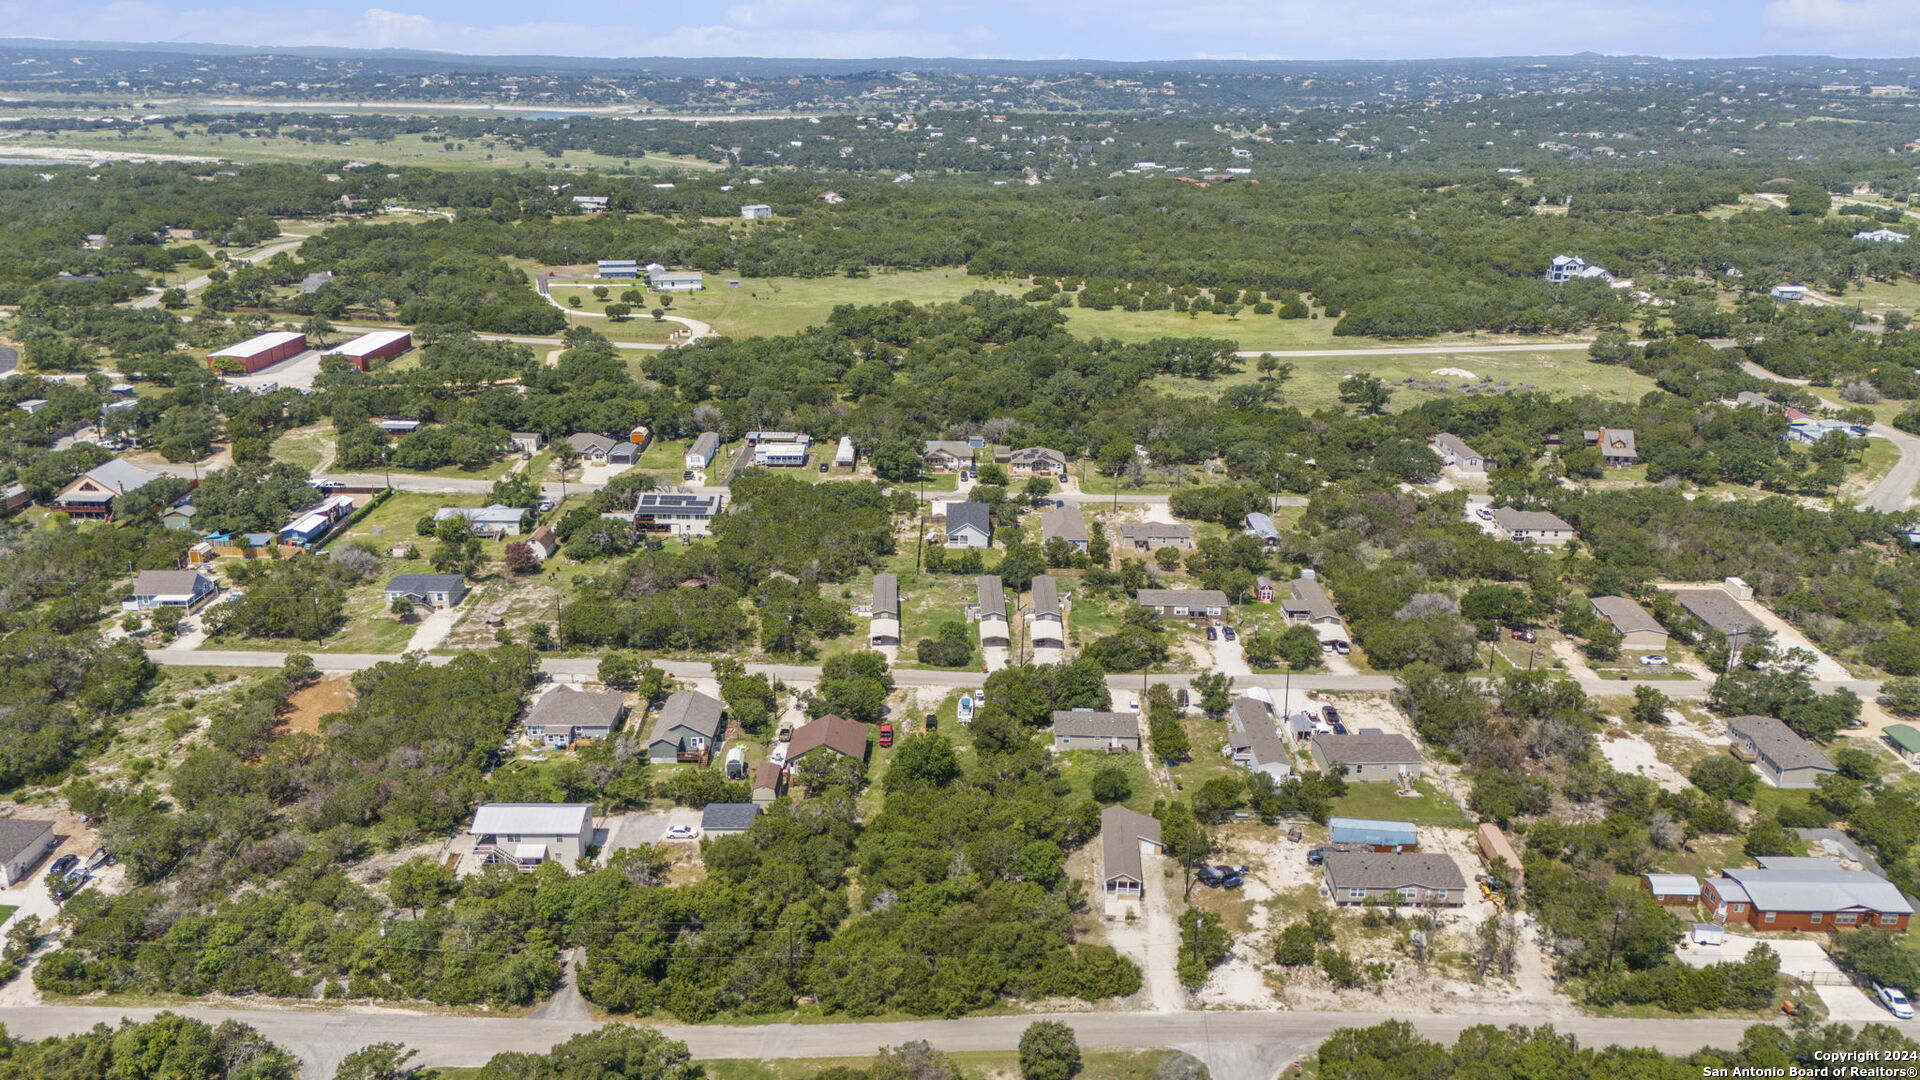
[4,0,1920,62]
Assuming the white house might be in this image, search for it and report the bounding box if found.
[833,436,856,467]
[1771,284,1809,302]
[945,502,993,548]
[1547,254,1613,284]
[685,432,721,470]
[130,570,217,612]
[467,803,593,870]
[741,204,773,220]
[1855,228,1909,243]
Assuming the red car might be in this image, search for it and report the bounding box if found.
[878,722,894,747]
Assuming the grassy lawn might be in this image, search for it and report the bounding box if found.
[569,269,1017,339]
[328,492,475,549]
[1330,777,1471,827]
[1158,348,1656,413]
[268,423,334,473]
[1055,748,1154,813]
[1836,278,1920,319]
[203,581,416,654]
[18,125,708,173]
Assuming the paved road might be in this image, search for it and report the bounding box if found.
[1741,361,1919,513]
[0,1003,1783,1080]
[1233,340,1596,359]
[141,647,1883,702]
[129,237,309,309]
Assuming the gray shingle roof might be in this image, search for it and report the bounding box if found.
[976,576,1006,618]
[1323,851,1466,892]
[1432,433,1482,463]
[1728,715,1835,774]
[83,459,161,496]
[1136,588,1230,609]
[386,573,465,596]
[1040,505,1088,544]
[688,431,721,458]
[1312,732,1420,765]
[1118,522,1191,544]
[871,573,900,618]
[1101,804,1161,884]
[1283,578,1339,622]
[651,690,724,743]
[568,432,617,455]
[0,819,52,862]
[529,687,625,731]
[1030,575,1060,619]
[1489,507,1573,534]
[1228,698,1289,767]
[1672,589,1761,636]
[1589,595,1664,636]
[132,570,211,597]
[1052,710,1139,739]
[701,802,761,832]
[946,501,992,539]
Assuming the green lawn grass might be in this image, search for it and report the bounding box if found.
[267,423,334,473]
[1158,348,1657,413]
[1330,777,1471,827]
[19,125,711,174]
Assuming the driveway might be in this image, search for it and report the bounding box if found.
[403,597,469,652]
[600,807,702,857]
[1101,864,1186,1013]
[221,349,326,392]
[1210,635,1251,677]
[1676,932,1883,1020]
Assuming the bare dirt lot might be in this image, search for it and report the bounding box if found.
[442,577,565,651]
[280,677,357,736]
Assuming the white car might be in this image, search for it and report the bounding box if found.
[1638,655,1669,666]
[1878,984,1914,1020]
[664,825,699,841]
[1474,507,1493,521]
[1128,696,1140,713]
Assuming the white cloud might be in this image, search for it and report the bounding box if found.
[1763,0,1920,50]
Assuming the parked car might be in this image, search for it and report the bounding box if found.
[924,712,937,731]
[1321,705,1341,724]
[1306,847,1328,866]
[1222,626,1237,641]
[664,825,699,841]
[777,724,793,742]
[1509,628,1537,643]
[1330,722,1348,735]
[1332,641,1351,656]
[1206,626,1218,641]
[315,479,344,491]
[1195,864,1246,889]
[1128,696,1140,713]
[48,854,77,877]
[1176,689,1190,708]
[818,462,829,473]
[682,470,695,481]
[878,722,894,747]
[1639,654,1670,666]
[1475,507,1493,521]
[536,498,555,512]
[1878,984,1914,1020]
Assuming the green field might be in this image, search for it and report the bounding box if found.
[1330,777,1471,827]
[1159,347,1656,412]
[10,125,713,174]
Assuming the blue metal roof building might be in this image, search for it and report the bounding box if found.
[1327,817,1419,850]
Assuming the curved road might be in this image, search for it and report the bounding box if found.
[0,1003,1784,1080]
[1741,361,1920,514]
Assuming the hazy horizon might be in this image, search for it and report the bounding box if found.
[1,0,1917,66]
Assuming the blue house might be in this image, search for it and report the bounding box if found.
[1327,817,1419,852]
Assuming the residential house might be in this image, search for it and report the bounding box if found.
[1099,804,1164,901]
[685,432,721,470]
[751,762,786,804]
[1323,851,1467,906]
[945,502,993,548]
[467,803,593,870]
[1051,710,1141,752]
[1735,391,1777,410]
[568,433,618,461]
[51,459,161,519]
[1547,255,1613,284]
[752,441,810,467]
[741,203,774,220]
[1771,284,1809,302]
[1705,857,1912,931]
[15,399,45,415]
[1431,433,1489,472]
[510,432,546,454]
[833,437,856,468]
[1134,589,1229,620]
[701,803,760,835]
[0,819,56,886]
[648,690,725,763]
[160,503,198,531]
[1855,228,1909,243]
[384,573,468,610]
[1588,596,1669,650]
[922,440,975,471]
[1884,723,1920,765]
[1282,576,1341,626]
[1009,447,1068,477]
[788,714,870,764]
[1118,521,1192,551]
[1309,733,1422,782]
[1,482,29,513]
[1582,428,1638,466]
[647,269,705,291]
[1030,575,1064,648]
[278,495,355,549]
[1672,588,1762,654]
[375,419,420,437]
[1041,505,1089,551]
[632,492,724,538]
[1227,697,1293,782]
[525,687,626,749]
[434,504,527,537]
[1244,512,1281,546]
[870,573,900,648]
[130,570,217,612]
[1728,715,1837,789]
[975,576,1009,647]
[299,270,334,294]
[597,259,638,278]
[572,196,610,212]
[1327,818,1419,852]
[525,526,559,562]
[1645,873,1703,906]
[1255,576,1276,602]
[1788,417,1868,444]
[1489,507,1576,545]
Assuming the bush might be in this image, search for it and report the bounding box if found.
[1018,1021,1082,1080]
[1688,755,1759,802]
[1176,909,1230,988]
[1089,765,1131,804]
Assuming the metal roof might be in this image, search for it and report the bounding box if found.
[1328,818,1419,846]
[469,803,592,837]
[1645,872,1701,897]
[1135,588,1230,608]
[1589,595,1665,636]
[1719,864,1913,915]
[1886,724,1920,755]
